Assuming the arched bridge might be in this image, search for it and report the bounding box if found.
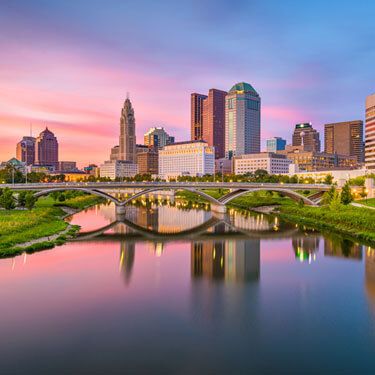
[4,181,331,213]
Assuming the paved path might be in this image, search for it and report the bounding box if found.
[351,202,375,211]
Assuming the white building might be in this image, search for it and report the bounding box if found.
[99,160,138,180]
[158,141,215,179]
[233,152,291,175]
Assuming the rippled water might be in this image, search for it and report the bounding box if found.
[1,201,375,374]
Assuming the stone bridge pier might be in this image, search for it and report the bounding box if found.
[115,204,126,221]
[365,178,375,199]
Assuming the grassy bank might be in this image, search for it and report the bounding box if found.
[358,198,375,208]
[0,194,104,257]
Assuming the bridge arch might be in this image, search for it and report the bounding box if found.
[120,187,221,206]
[219,188,317,206]
[33,187,121,205]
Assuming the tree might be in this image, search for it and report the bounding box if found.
[324,174,333,185]
[58,193,66,202]
[359,187,368,201]
[25,193,37,210]
[298,198,305,208]
[340,182,353,205]
[329,190,342,211]
[18,191,27,207]
[0,188,15,210]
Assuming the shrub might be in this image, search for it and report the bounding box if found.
[0,188,15,210]
[341,182,353,205]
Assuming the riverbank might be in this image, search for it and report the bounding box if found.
[0,194,105,257]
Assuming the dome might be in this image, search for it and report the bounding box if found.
[229,82,259,96]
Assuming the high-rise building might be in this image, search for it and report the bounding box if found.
[137,148,158,175]
[158,140,214,179]
[292,123,320,152]
[225,82,261,158]
[191,93,207,140]
[266,137,286,153]
[365,93,375,169]
[144,127,174,149]
[16,136,35,165]
[119,97,136,162]
[324,120,364,163]
[36,127,58,168]
[202,88,227,159]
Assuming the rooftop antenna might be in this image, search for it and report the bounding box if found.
[29,122,32,137]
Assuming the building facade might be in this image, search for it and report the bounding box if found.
[144,127,174,149]
[137,148,158,175]
[57,161,77,172]
[191,93,207,141]
[119,97,136,162]
[324,120,364,163]
[16,136,36,165]
[202,89,227,159]
[225,82,261,158]
[266,137,286,153]
[99,160,138,180]
[233,152,291,175]
[366,93,375,170]
[35,127,58,168]
[158,141,214,179]
[292,123,320,152]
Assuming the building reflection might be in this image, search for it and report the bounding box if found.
[191,239,260,283]
[119,242,135,285]
[365,247,375,315]
[292,235,320,263]
[324,236,362,260]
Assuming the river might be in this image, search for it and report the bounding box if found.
[1,201,375,374]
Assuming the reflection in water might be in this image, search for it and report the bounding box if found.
[324,236,363,260]
[365,246,375,314]
[119,242,135,284]
[292,235,320,263]
[191,239,260,283]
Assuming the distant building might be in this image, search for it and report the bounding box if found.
[158,140,214,179]
[83,164,99,176]
[110,145,120,161]
[144,127,174,149]
[324,120,364,163]
[215,158,233,175]
[202,89,227,159]
[16,136,35,165]
[137,148,158,175]
[233,152,291,175]
[266,137,286,152]
[278,145,357,171]
[136,144,149,154]
[50,171,88,182]
[191,93,207,140]
[0,158,26,174]
[366,93,375,169]
[119,97,136,162]
[292,123,320,152]
[225,82,261,158]
[35,127,58,168]
[57,161,77,172]
[99,160,138,180]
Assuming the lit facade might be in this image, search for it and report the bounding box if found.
[158,141,215,179]
[324,120,364,163]
[225,82,261,158]
[144,127,174,149]
[233,152,291,175]
[191,93,207,140]
[266,137,286,152]
[292,123,320,152]
[16,136,36,165]
[366,93,375,169]
[100,160,138,180]
[137,148,158,175]
[57,161,77,172]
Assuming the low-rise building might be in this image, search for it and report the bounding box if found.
[99,160,138,180]
[233,152,291,175]
[215,158,233,175]
[137,148,158,175]
[57,161,77,172]
[266,137,286,152]
[158,140,214,179]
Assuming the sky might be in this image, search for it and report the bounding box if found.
[0,0,374,165]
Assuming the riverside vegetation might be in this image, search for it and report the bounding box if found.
[0,189,104,257]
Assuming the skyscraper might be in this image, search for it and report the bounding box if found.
[16,136,36,165]
[292,123,320,152]
[225,82,261,158]
[202,88,227,159]
[119,97,136,162]
[35,127,58,167]
[324,120,364,163]
[191,93,207,141]
[366,93,375,170]
[266,137,286,152]
[144,127,174,149]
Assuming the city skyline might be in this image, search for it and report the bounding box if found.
[1,1,374,164]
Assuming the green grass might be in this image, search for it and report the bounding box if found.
[54,195,105,209]
[279,204,375,245]
[357,198,375,208]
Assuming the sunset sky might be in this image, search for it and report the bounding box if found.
[1,0,374,165]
